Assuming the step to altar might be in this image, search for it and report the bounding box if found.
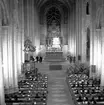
[44,51,66,62]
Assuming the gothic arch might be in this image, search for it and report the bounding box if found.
[39,0,68,25]
[44,5,64,18]
[0,0,9,26]
[46,7,61,25]
[45,5,66,27]
[96,7,103,29]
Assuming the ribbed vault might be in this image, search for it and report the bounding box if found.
[36,0,75,9]
[37,0,76,24]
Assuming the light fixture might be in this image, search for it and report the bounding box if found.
[23,39,36,53]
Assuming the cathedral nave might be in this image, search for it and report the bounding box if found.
[1,0,104,105]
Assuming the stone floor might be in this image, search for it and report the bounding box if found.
[47,71,74,105]
[35,61,75,105]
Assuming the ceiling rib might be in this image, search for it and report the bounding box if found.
[36,0,75,9]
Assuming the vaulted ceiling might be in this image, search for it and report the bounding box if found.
[36,0,76,24]
[36,0,76,9]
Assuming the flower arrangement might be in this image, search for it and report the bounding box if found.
[67,62,90,76]
[24,39,36,53]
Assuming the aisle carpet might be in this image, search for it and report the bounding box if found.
[47,71,75,105]
[35,62,75,105]
[49,65,62,70]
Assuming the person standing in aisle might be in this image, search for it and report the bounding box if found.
[36,56,39,62]
[39,56,43,63]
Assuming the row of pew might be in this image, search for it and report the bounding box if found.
[66,64,104,105]
[5,68,48,105]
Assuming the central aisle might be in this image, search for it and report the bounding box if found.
[47,71,75,105]
[35,62,75,105]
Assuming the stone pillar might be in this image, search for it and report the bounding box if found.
[14,0,22,76]
[31,0,35,51]
[0,8,5,105]
[73,5,76,57]
[68,9,72,55]
[8,25,14,88]
[101,27,104,86]
[13,22,18,88]
[76,0,79,60]
[34,5,40,55]
[21,0,25,63]
[2,27,9,89]
[79,0,82,62]
[0,69,5,105]
[27,0,29,37]
[89,29,94,78]
[68,11,70,53]
[93,29,98,72]
[81,0,86,63]
[7,0,17,89]
[96,29,101,79]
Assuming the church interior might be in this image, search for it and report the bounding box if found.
[1,0,104,105]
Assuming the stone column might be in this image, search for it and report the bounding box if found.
[2,27,9,89]
[12,0,21,88]
[96,29,101,79]
[31,0,35,56]
[93,29,98,68]
[0,34,5,104]
[8,25,14,88]
[34,5,40,55]
[0,69,5,105]
[68,10,70,53]
[79,0,82,61]
[89,29,94,78]
[21,0,24,63]
[73,5,76,57]
[81,0,86,62]
[76,0,79,61]
[101,27,104,86]
[0,8,5,105]
[68,9,72,55]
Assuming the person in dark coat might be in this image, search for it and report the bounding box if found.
[36,56,39,62]
[39,56,43,63]
[30,56,34,61]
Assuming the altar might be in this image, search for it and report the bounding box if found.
[44,20,65,61]
[46,36,62,52]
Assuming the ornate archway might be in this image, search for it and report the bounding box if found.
[0,0,9,26]
[39,0,69,47]
[46,7,63,51]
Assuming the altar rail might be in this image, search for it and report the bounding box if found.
[44,52,66,62]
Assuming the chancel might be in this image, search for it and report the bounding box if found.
[52,37,60,48]
[46,19,62,51]
[1,0,104,105]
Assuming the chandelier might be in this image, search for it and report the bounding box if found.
[23,39,36,53]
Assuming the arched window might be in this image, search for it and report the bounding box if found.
[86,2,89,15]
[86,28,90,61]
[46,7,61,26]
